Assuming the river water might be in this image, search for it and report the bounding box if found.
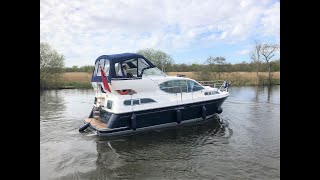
[40,86,280,180]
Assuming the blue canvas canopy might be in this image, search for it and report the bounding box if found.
[91,53,156,82]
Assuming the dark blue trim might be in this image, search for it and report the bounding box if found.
[91,76,112,82]
[94,53,154,65]
[103,97,227,129]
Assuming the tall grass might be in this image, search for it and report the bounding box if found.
[167,71,280,86]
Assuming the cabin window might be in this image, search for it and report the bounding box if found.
[125,59,138,77]
[187,80,204,92]
[160,80,175,93]
[122,58,149,77]
[204,91,219,95]
[159,80,188,93]
[94,62,99,76]
[107,100,113,109]
[132,99,140,105]
[123,99,140,106]
[137,58,149,76]
[103,60,110,75]
[176,80,188,92]
[140,98,156,104]
[143,67,165,76]
[124,98,156,106]
[115,62,121,76]
[94,59,109,76]
[96,59,104,76]
[124,100,131,106]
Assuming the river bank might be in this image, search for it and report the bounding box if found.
[43,71,280,89]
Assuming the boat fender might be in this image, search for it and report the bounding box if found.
[216,106,223,114]
[117,90,129,95]
[176,109,182,124]
[79,123,90,132]
[202,105,206,120]
[131,113,137,130]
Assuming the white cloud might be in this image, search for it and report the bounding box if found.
[260,1,280,38]
[237,49,251,55]
[40,0,280,66]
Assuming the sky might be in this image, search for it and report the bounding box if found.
[40,0,280,67]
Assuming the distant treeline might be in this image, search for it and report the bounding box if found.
[41,41,279,89]
[63,60,280,73]
[64,65,94,73]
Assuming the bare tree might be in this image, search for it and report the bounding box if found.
[260,43,279,86]
[250,41,262,85]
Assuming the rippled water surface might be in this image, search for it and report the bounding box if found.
[40,86,280,180]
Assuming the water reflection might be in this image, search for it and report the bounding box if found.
[254,86,264,102]
[220,86,280,179]
[40,90,66,118]
[90,117,232,179]
[252,86,278,103]
[267,85,272,102]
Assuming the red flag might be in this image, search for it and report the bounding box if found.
[100,65,111,93]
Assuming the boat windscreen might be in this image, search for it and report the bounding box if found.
[92,59,110,82]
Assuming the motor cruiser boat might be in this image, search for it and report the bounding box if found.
[79,53,229,136]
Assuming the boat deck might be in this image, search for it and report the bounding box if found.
[84,118,108,130]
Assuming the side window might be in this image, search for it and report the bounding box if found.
[140,98,156,104]
[96,59,105,76]
[123,99,139,106]
[124,100,131,106]
[137,58,149,76]
[132,99,140,105]
[204,91,219,95]
[143,67,165,76]
[107,100,113,109]
[115,63,121,76]
[160,80,188,93]
[187,80,204,92]
[94,62,99,76]
[160,80,175,93]
[175,80,188,92]
[104,60,110,75]
[187,80,194,92]
[124,98,156,106]
[125,59,138,77]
